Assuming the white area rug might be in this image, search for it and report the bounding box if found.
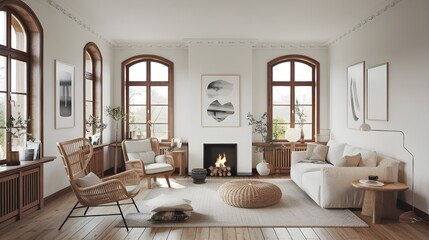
[121,178,368,228]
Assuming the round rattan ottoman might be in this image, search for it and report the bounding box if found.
[218,180,282,208]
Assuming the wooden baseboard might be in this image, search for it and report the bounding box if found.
[44,186,71,204]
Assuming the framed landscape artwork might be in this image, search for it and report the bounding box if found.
[201,75,240,127]
[367,63,388,121]
[55,60,75,129]
[347,62,365,129]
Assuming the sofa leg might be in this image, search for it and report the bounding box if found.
[147,178,152,189]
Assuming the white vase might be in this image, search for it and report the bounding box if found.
[256,160,270,176]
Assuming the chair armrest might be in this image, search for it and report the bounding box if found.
[75,179,135,205]
[103,170,140,186]
[165,154,175,168]
[125,159,144,171]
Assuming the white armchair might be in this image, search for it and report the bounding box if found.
[122,138,175,189]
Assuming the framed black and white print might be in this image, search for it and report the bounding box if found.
[201,75,240,127]
[55,60,75,129]
[347,62,365,129]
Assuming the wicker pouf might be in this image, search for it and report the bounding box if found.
[191,168,208,184]
[218,180,282,208]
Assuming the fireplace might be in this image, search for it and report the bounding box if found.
[203,144,237,176]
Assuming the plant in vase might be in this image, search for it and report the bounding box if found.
[3,113,33,164]
[105,106,127,144]
[247,112,271,176]
[85,115,107,144]
[295,100,307,142]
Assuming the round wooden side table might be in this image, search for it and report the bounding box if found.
[352,180,408,224]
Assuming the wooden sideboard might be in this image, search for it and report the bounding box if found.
[0,157,55,228]
[87,144,108,177]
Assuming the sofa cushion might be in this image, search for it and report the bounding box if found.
[309,145,329,161]
[343,145,377,167]
[335,153,362,167]
[301,171,322,205]
[144,163,174,174]
[326,140,346,163]
[293,162,334,177]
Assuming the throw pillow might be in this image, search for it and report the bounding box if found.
[139,151,156,165]
[150,211,190,222]
[142,194,193,212]
[336,153,362,167]
[305,143,322,159]
[309,145,329,161]
[358,151,377,167]
[155,155,167,163]
[75,172,103,187]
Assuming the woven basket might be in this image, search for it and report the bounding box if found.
[218,180,282,208]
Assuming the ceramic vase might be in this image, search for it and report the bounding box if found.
[256,160,270,176]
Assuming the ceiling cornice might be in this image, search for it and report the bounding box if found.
[327,0,404,46]
[46,0,403,50]
[45,0,113,46]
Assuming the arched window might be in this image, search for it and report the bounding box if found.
[267,55,319,142]
[122,55,174,140]
[0,1,43,160]
[83,42,103,142]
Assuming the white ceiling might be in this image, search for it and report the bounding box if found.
[49,0,396,46]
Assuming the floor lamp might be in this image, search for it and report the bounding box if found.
[360,123,422,223]
[285,128,301,150]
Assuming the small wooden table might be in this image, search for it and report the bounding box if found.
[109,142,122,174]
[167,149,187,176]
[352,180,408,224]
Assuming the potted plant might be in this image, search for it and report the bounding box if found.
[85,115,107,144]
[105,106,126,143]
[3,113,33,164]
[295,100,307,142]
[247,112,272,176]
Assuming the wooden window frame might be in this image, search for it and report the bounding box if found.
[122,54,174,141]
[267,55,320,142]
[0,1,43,163]
[83,42,103,142]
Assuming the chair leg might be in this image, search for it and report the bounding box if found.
[84,206,90,215]
[131,198,140,213]
[58,201,79,231]
[165,175,172,188]
[116,201,129,232]
[147,178,152,189]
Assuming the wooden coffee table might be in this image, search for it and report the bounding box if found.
[352,180,408,224]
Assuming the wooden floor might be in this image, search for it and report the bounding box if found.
[1,176,429,240]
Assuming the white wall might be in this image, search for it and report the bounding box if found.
[24,0,114,197]
[329,0,429,214]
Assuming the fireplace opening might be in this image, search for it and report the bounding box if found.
[203,144,237,176]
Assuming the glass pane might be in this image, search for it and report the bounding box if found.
[129,86,146,104]
[295,106,312,127]
[152,123,168,139]
[11,59,27,93]
[85,102,93,120]
[273,106,290,123]
[85,51,93,74]
[272,86,290,104]
[85,79,93,101]
[150,62,168,82]
[0,93,6,159]
[0,56,6,91]
[0,11,5,46]
[130,123,146,139]
[151,86,168,104]
[151,106,168,124]
[11,94,27,150]
[295,86,312,104]
[129,106,146,123]
[272,122,289,140]
[302,124,313,140]
[129,62,146,82]
[295,62,312,82]
[273,62,290,82]
[11,14,26,52]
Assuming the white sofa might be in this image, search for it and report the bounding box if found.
[290,140,400,208]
